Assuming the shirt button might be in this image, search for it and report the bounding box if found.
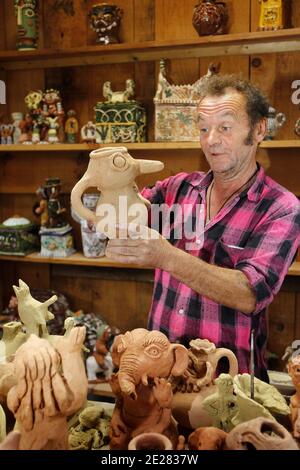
[196,239,201,245]
[178,309,185,315]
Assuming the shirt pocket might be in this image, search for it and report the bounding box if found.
[213,237,245,268]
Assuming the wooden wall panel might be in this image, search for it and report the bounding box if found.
[43,0,88,49]
[0,1,6,49]
[268,291,296,364]
[134,0,155,41]
[5,70,45,119]
[3,0,16,50]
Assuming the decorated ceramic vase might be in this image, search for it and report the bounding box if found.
[14,0,39,51]
[88,3,123,45]
[192,0,228,36]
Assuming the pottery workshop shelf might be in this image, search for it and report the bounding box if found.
[1,28,300,71]
[0,140,300,153]
[0,253,299,277]
[0,252,151,270]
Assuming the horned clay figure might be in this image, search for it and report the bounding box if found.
[108,328,189,450]
[71,147,164,239]
[287,354,300,438]
[202,373,290,432]
[225,417,299,451]
[13,279,56,336]
[7,328,88,450]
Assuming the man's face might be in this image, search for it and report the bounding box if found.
[198,90,258,176]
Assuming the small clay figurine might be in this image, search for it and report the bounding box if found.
[258,0,287,31]
[68,405,111,450]
[44,177,67,229]
[81,121,97,143]
[13,279,56,336]
[192,0,228,36]
[108,328,189,450]
[65,110,79,143]
[71,146,164,239]
[287,355,300,438]
[0,124,13,144]
[86,325,114,383]
[14,0,39,51]
[11,112,23,144]
[19,113,33,143]
[34,186,49,227]
[103,79,135,104]
[7,328,88,450]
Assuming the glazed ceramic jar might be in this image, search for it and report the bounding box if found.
[192,0,228,36]
[88,3,123,45]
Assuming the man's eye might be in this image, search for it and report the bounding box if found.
[200,128,208,133]
[221,126,231,132]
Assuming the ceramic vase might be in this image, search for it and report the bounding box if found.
[14,0,39,51]
[11,112,23,144]
[88,3,123,45]
[128,433,173,450]
[192,0,228,36]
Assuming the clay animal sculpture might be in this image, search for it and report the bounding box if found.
[202,373,290,432]
[71,146,164,239]
[7,328,88,450]
[103,79,136,104]
[68,405,111,450]
[287,354,300,438]
[12,279,56,337]
[188,426,228,450]
[225,417,299,450]
[108,328,189,450]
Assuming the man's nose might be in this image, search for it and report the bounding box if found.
[206,128,221,146]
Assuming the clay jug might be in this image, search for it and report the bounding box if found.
[192,0,228,36]
[171,340,238,429]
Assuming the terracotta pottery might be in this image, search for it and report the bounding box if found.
[192,0,228,36]
[287,355,300,438]
[128,432,173,450]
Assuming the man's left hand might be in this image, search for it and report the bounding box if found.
[105,224,172,269]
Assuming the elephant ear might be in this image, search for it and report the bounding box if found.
[111,334,126,367]
[170,344,189,377]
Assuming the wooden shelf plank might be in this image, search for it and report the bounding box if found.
[0,252,299,276]
[0,140,300,153]
[1,29,300,70]
[0,252,151,270]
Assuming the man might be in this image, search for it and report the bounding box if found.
[106,75,300,381]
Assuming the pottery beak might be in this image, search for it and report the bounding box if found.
[138,159,164,174]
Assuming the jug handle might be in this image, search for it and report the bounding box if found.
[70,177,97,224]
[211,348,239,378]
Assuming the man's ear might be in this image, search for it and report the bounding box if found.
[254,118,267,144]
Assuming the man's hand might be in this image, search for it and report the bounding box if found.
[105,224,173,269]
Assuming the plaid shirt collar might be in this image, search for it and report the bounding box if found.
[186,163,266,203]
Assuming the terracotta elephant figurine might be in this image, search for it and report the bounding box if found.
[70,146,164,239]
[108,328,189,450]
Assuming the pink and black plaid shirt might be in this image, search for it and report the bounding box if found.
[141,165,300,380]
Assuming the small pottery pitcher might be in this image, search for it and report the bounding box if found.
[192,0,228,36]
[264,106,286,140]
[88,3,123,45]
[294,117,300,137]
[171,339,238,429]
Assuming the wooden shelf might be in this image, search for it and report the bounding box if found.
[0,252,299,276]
[0,140,300,153]
[1,29,300,70]
[0,252,151,270]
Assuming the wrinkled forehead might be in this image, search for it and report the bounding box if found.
[197,91,247,120]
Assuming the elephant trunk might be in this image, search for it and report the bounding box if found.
[118,354,143,399]
[70,176,97,224]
